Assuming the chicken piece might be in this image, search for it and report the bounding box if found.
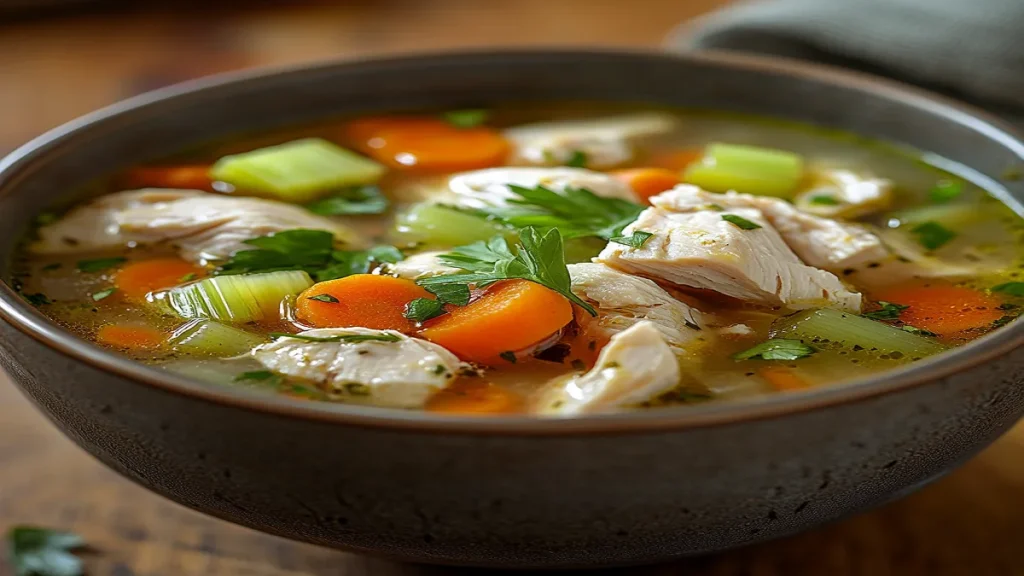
[598,204,862,312]
[32,189,358,263]
[387,251,460,280]
[537,321,680,416]
[504,112,677,169]
[447,167,639,209]
[651,185,889,272]
[795,169,893,219]
[252,328,462,409]
[568,262,702,349]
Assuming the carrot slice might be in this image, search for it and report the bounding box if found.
[97,325,166,350]
[115,258,206,301]
[295,274,433,332]
[611,167,680,203]
[759,366,808,392]
[647,148,703,171]
[346,116,509,172]
[874,283,1003,336]
[120,165,214,191]
[419,280,573,364]
[426,380,522,415]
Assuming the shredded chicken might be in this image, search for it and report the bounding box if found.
[446,167,639,209]
[795,168,893,219]
[387,251,460,280]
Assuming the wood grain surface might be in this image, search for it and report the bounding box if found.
[2,2,1024,574]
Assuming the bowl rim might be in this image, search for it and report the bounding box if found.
[1,47,1022,436]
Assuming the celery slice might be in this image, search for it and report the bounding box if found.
[168,270,313,323]
[772,308,945,361]
[210,138,385,203]
[683,142,804,198]
[392,203,510,247]
[170,319,268,357]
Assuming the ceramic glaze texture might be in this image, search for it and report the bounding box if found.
[0,51,1022,568]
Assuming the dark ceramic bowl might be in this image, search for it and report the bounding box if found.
[1,50,1023,569]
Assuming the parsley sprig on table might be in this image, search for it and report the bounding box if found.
[216,229,401,281]
[416,227,598,316]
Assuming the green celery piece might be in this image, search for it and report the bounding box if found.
[683,142,804,198]
[169,319,268,357]
[772,308,945,361]
[210,138,385,203]
[393,203,511,247]
[168,270,313,323]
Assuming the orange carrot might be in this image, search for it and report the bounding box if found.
[115,258,206,301]
[426,380,522,415]
[419,280,573,365]
[345,116,509,172]
[97,325,166,350]
[611,167,680,203]
[647,148,703,171]
[873,283,1003,336]
[295,274,433,332]
[120,165,214,191]
[759,366,808,392]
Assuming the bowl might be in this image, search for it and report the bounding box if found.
[0,49,1022,569]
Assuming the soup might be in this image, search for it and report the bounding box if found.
[10,105,1024,416]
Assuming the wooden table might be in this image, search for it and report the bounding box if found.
[2,2,1024,574]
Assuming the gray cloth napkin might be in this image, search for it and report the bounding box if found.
[668,0,1024,119]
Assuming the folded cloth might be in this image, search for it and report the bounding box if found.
[668,0,1024,120]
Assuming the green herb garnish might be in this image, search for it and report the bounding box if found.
[993,315,1017,328]
[808,195,840,205]
[910,221,956,250]
[24,293,52,306]
[499,351,517,363]
[929,180,963,203]
[308,294,340,303]
[77,257,126,273]
[6,526,86,576]
[733,339,815,361]
[91,288,116,301]
[217,229,401,281]
[423,283,471,306]
[235,370,283,385]
[721,214,762,230]
[417,228,598,316]
[902,325,937,337]
[404,298,446,323]
[863,301,909,321]
[305,185,389,216]
[269,332,402,344]
[565,150,588,168]
[178,272,198,282]
[441,109,489,128]
[609,230,654,249]
[992,282,1024,297]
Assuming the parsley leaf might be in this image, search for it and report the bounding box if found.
[441,109,489,128]
[902,325,937,337]
[216,229,401,281]
[808,195,840,205]
[721,214,762,230]
[565,150,588,168]
[993,315,1017,328]
[235,370,283,385]
[418,227,598,316]
[24,293,52,306]
[910,221,956,250]
[316,245,403,281]
[424,283,471,306]
[6,525,86,576]
[609,230,654,248]
[404,298,446,322]
[91,288,116,301]
[863,301,909,320]
[993,282,1024,297]
[269,332,402,343]
[308,294,339,303]
[733,339,815,361]
[929,179,962,203]
[305,185,388,216]
[77,257,126,273]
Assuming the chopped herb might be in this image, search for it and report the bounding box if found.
[535,343,571,363]
[565,150,588,168]
[993,315,1017,328]
[417,228,598,316]
[441,109,489,128]
[998,302,1020,311]
[909,221,956,251]
[863,301,909,321]
[929,179,963,203]
[178,272,198,282]
[424,282,471,306]
[733,339,815,361]
[902,325,937,337]
[721,214,762,230]
[603,361,621,369]
[342,382,371,396]
[269,332,402,343]
[684,320,701,331]
[431,364,447,375]
[6,526,86,576]
[993,282,1024,297]
[404,298,446,323]
[317,245,403,281]
[305,185,388,216]
[77,257,126,273]
[499,351,517,363]
[808,195,840,205]
[235,370,283,386]
[91,288,116,301]
[308,294,340,303]
[609,230,654,249]
[570,359,587,371]
[705,203,725,211]
[42,263,62,272]
[24,293,52,306]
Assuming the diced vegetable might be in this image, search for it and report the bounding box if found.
[97,324,166,350]
[647,148,703,171]
[346,116,510,172]
[393,203,510,247]
[873,284,1003,336]
[209,138,385,203]
[426,380,521,414]
[772,308,946,360]
[295,274,433,331]
[419,279,574,365]
[169,319,268,357]
[168,270,314,323]
[120,164,214,191]
[115,258,206,301]
[758,366,809,391]
[610,167,680,203]
[683,143,804,198]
